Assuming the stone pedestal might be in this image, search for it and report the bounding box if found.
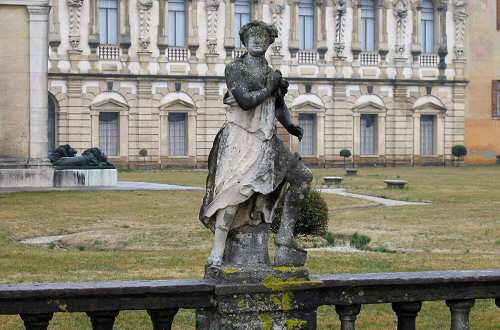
[0,166,54,188]
[197,266,318,330]
[53,169,117,187]
[197,224,316,330]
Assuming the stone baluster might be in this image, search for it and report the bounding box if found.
[148,308,179,330]
[335,304,361,330]
[392,301,422,330]
[20,313,53,330]
[446,299,475,330]
[86,310,120,330]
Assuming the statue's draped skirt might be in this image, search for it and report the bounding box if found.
[199,96,289,232]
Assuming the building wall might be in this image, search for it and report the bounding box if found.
[0,6,29,159]
[47,0,468,168]
[465,0,500,164]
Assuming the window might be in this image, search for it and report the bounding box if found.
[99,0,118,44]
[299,113,316,155]
[168,113,187,156]
[235,0,251,48]
[168,0,187,47]
[360,114,378,155]
[48,95,56,153]
[421,0,434,53]
[298,0,314,49]
[99,112,119,156]
[420,115,435,155]
[360,0,376,52]
[492,81,500,117]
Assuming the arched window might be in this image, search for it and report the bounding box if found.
[298,0,314,49]
[234,0,251,48]
[48,94,57,153]
[421,0,434,53]
[99,0,118,44]
[360,0,376,52]
[168,0,187,47]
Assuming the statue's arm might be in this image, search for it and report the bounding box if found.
[225,64,274,111]
[274,82,303,141]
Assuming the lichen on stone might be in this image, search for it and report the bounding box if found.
[263,275,321,291]
[259,313,273,330]
[286,318,307,329]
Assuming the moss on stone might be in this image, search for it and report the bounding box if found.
[263,275,322,291]
[273,266,301,273]
[286,318,307,329]
[259,313,273,330]
[238,299,248,309]
[222,267,240,274]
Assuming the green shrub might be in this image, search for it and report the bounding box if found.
[271,188,329,237]
[324,232,336,246]
[452,145,467,159]
[350,233,371,250]
[340,149,352,168]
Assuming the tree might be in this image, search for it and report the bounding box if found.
[340,149,352,168]
[451,145,467,166]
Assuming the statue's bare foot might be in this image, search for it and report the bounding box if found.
[207,253,223,268]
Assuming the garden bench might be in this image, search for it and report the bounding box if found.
[384,179,408,189]
[323,176,343,187]
[346,168,358,176]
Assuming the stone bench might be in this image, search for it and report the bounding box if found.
[384,179,408,189]
[323,176,343,187]
[346,168,358,176]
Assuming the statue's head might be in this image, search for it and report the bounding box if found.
[59,144,77,157]
[82,148,108,162]
[239,21,278,57]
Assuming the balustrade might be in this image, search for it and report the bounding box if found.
[1,270,500,329]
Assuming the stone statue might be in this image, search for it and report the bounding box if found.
[49,144,115,169]
[199,21,313,270]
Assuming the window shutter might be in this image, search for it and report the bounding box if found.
[492,81,498,117]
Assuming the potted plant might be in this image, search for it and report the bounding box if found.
[451,145,467,167]
[139,148,148,168]
[340,149,352,169]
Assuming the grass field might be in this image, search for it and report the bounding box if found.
[1,166,500,329]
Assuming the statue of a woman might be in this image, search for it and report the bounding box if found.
[199,21,312,268]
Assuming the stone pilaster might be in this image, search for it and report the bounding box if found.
[27,5,51,163]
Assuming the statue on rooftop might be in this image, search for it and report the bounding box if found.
[199,21,313,271]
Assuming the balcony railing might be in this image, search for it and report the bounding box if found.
[97,45,121,60]
[232,48,246,59]
[1,269,500,329]
[166,47,189,62]
[360,52,380,66]
[297,49,318,64]
[419,53,439,67]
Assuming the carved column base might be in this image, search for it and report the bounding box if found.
[137,51,152,75]
[68,49,82,73]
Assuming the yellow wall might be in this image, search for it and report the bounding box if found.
[0,5,29,159]
[466,0,500,163]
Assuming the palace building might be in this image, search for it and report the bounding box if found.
[46,0,468,168]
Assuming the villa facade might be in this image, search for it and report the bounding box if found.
[47,0,468,168]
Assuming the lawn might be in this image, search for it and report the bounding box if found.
[1,166,500,329]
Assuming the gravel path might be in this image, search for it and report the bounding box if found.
[320,188,430,207]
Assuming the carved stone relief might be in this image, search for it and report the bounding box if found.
[137,0,154,50]
[393,0,408,58]
[270,0,285,55]
[206,0,220,55]
[453,0,467,59]
[334,0,346,58]
[67,0,84,50]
